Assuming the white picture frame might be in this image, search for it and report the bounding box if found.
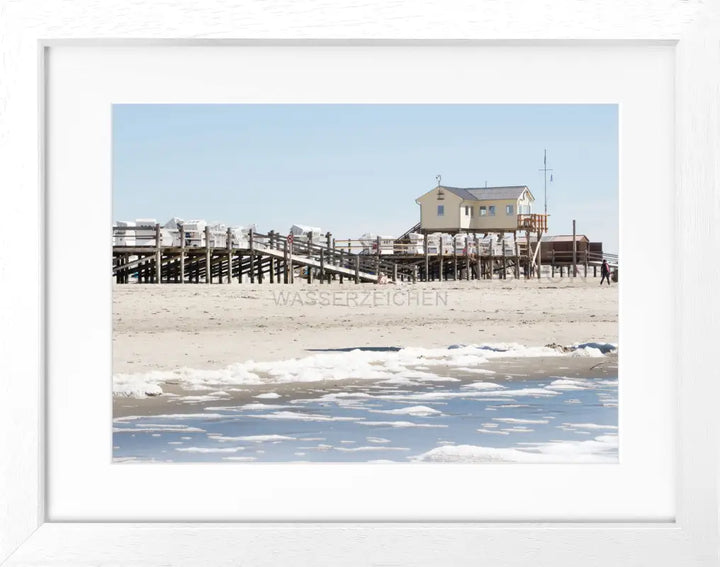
[1,1,718,565]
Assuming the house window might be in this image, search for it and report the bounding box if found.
[464,206,472,216]
[489,205,496,216]
[506,204,514,215]
[480,206,487,216]
[437,205,444,216]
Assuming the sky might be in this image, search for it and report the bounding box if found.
[113,104,618,253]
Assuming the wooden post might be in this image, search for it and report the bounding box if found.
[475,234,481,280]
[326,232,332,251]
[438,237,444,281]
[453,235,458,281]
[584,250,588,277]
[572,219,577,277]
[392,262,398,282]
[319,249,325,284]
[488,234,494,280]
[514,233,520,279]
[501,232,507,279]
[288,236,294,284]
[412,265,418,283]
[594,265,597,277]
[551,250,555,277]
[267,231,275,285]
[338,249,344,284]
[525,230,531,279]
[465,236,471,280]
[179,223,186,284]
[226,227,232,284]
[536,231,542,279]
[355,254,360,284]
[154,223,162,284]
[375,236,381,278]
[423,233,429,282]
[204,225,211,284]
[283,239,289,284]
[248,229,255,284]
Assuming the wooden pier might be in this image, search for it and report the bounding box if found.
[113,220,617,285]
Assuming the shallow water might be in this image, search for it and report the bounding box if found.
[113,369,618,463]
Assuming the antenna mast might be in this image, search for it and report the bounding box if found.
[538,149,553,216]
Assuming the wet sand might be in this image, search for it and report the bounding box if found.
[113,352,618,419]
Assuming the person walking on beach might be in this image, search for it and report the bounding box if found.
[600,259,611,285]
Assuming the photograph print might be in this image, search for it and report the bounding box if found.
[112,104,618,463]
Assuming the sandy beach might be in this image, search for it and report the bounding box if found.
[113,278,617,374]
[113,279,618,463]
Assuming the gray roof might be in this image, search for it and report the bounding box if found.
[440,185,530,201]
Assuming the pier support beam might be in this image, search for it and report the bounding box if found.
[453,235,458,281]
[154,223,162,284]
[226,227,233,284]
[423,233,429,282]
[283,240,289,284]
[572,219,577,277]
[204,225,211,284]
[249,229,255,284]
[179,223,186,284]
[536,230,542,279]
[525,230,531,279]
[375,236,381,279]
[438,237,444,281]
[465,239,470,280]
[501,232,507,279]
[488,235,494,280]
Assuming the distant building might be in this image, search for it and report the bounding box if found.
[415,185,536,233]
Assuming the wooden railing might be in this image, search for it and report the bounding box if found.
[517,214,549,232]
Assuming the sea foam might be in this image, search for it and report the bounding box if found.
[114,342,616,398]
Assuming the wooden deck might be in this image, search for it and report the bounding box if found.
[113,224,616,284]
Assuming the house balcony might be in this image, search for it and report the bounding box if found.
[517,213,548,233]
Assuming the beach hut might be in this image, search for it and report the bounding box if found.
[453,233,468,255]
[134,218,158,246]
[359,233,395,255]
[416,185,541,233]
[539,235,590,264]
[182,220,207,247]
[228,225,255,248]
[289,224,324,244]
[115,220,136,246]
[206,222,229,248]
[397,232,424,254]
[161,217,184,246]
[439,233,454,255]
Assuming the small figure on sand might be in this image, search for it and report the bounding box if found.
[600,259,611,285]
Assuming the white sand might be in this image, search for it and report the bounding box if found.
[113,278,617,374]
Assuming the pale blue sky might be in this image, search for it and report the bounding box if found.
[113,104,618,252]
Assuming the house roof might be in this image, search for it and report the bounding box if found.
[440,185,530,201]
[516,234,589,244]
[543,234,590,242]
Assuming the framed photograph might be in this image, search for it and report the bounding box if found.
[1,1,717,565]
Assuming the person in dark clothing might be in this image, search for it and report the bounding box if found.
[600,259,611,285]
